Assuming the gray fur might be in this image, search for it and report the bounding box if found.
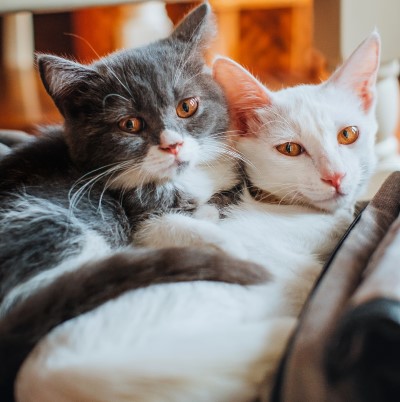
[0,3,229,304]
[0,143,11,157]
[0,130,34,158]
[0,130,33,147]
[0,4,268,399]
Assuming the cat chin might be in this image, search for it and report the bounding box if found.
[309,193,352,212]
[146,161,192,184]
[163,160,190,176]
[109,160,190,189]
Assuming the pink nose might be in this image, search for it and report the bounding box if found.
[321,172,345,192]
[159,141,183,156]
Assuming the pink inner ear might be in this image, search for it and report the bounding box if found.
[213,58,271,134]
[360,79,374,111]
[328,32,380,113]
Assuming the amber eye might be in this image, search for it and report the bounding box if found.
[176,97,199,118]
[276,142,304,157]
[118,117,145,134]
[338,126,359,145]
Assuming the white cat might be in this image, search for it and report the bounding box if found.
[15,32,380,402]
[135,31,380,312]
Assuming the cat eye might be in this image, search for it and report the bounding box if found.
[118,117,145,134]
[338,126,359,145]
[176,97,199,118]
[276,142,304,157]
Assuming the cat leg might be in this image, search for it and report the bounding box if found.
[135,213,249,260]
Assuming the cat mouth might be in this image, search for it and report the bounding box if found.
[312,192,348,209]
[163,159,190,175]
[317,193,345,202]
[175,160,189,172]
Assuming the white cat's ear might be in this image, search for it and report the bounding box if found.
[170,3,216,49]
[37,54,99,116]
[328,31,381,112]
[213,57,272,134]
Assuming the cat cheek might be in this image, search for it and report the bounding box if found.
[180,137,200,160]
[177,146,193,164]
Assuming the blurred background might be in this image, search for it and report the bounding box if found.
[0,0,399,188]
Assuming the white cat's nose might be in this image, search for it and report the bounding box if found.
[321,172,345,192]
[159,130,184,156]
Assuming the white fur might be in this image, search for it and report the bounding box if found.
[242,83,377,212]
[111,132,235,191]
[16,281,296,402]
[177,156,239,204]
[15,34,380,402]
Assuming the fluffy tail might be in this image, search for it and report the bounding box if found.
[0,247,268,401]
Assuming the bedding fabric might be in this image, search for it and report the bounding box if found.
[270,171,400,402]
[2,172,400,401]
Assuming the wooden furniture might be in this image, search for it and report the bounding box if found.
[0,0,318,132]
[73,0,319,86]
[167,0,321,87]
[0,1,174,132]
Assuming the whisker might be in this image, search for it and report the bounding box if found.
[102,93,130,110]
[181,71,204,87]
[103,59,135,100]
[173,18,204,88]
[64,35,135,104]
[68,160,135,215]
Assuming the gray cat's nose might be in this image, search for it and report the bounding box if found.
[159,130,184,155]
[159,142,183,156]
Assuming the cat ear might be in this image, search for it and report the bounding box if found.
[213,57,272,134]
[327,31,381,112]
[170,3,215,50]
[37,54,100,116]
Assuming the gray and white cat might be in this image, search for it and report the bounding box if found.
[0,4,268,400]
[14,28,381,402]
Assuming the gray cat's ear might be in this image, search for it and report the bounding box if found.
[213,57,272,134]
[37,54,100,116]
[170,3,215,49]
[328,31,381,112]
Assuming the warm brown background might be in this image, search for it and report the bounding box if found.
[0,0,329,133]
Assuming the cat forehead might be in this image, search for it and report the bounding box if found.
[91,46,207,109]
[95,41,202,83]
[269,83,363,135]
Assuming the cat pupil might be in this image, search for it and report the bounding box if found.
[182,102,190,113]
[127,120,134,130]
[343,129,349,138]
[286,143,292,153]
